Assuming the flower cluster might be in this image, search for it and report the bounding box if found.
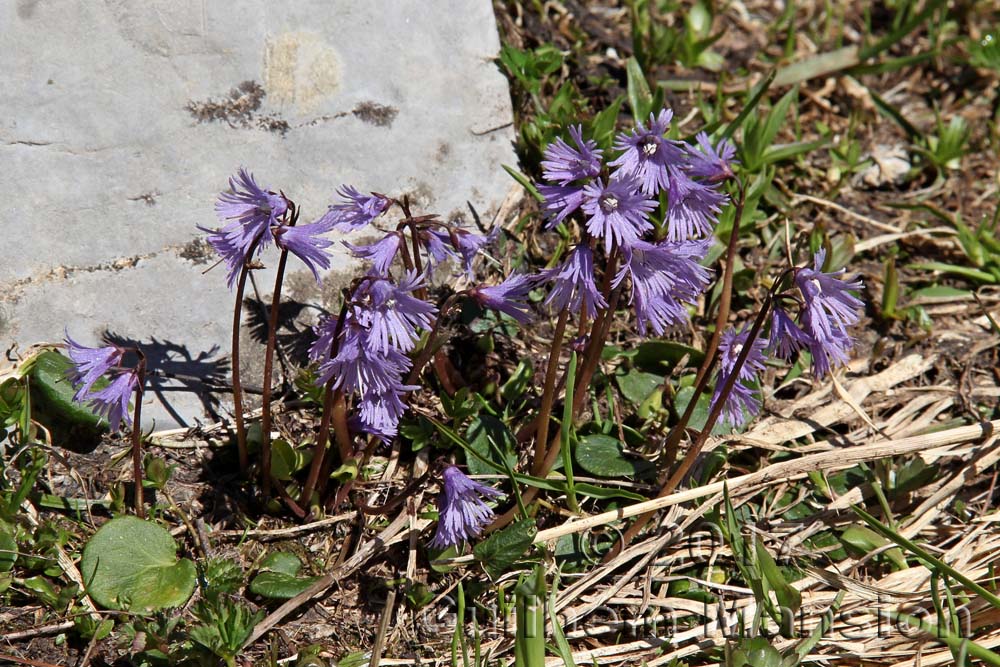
[310,271,435,440]
[307,192,516,440]
[535,112,735,333]
[64,334,140,432]
[711,249,865,428]
[202,167,527,546]
[534,114,864,431]
[202,170,394,288]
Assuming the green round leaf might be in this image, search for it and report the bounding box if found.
[259,551,303,576]
[616,369,664,405]
[27,350,106,451]
[81,517,196,612]
[249,571,318,599]
[576,434,653,478]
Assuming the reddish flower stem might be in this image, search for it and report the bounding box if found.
[531,308,569,474]
[259,247,291,499]
[602,268,789,563]
[299,300,350,506]
[661,179,746,466]
[570,251,621,421]
[572,285,623,421]
[131,354,146,518]
[231,263,252,474]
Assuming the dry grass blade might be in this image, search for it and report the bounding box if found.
[533,419,999,544]
[244,505,429,648]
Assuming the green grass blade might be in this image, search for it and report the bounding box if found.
[774,46,859,87]
[625,56,654,120]
[547,571,577,667]
[515,566,547,667]
[560,352,579,513]
[890,609,1000,666]
[503,165,543,203]
[720,70,776,142]
[858,0,948,60]
[867,86,922,141]
[793,591,845,660]
[909,262,997,284]
[853,506,1000,610]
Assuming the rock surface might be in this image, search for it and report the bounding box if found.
[1,1,516,429]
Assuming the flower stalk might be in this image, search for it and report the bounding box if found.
[230,262,252,475]
[260,201,299,497]
[131,353,146,518]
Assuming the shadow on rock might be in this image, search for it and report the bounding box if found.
[102,331,230,427]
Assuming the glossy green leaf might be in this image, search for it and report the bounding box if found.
[270,439,311,481]
[632,340,704,371]
[625,56,653,120]
[80,517,196,612]
[841,525,906,570]
[754,537,801,613]
[616,369,663,405]
[27,350,106,450]
[576,434,653,478]
[474,519,536,580]
[249,551,318,599]
[260,551,303,576]
[249,571,318,599]
[0,531,16,573]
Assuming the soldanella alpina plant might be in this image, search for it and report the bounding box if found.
[64,334,147,517]
[61,101,862,552]
[192,104,862,547]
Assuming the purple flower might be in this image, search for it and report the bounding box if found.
[427,227,500,278]
[664,167,727,241]
[609,109,687,196]
[539,245,607,318]
[541,125,603,185]
[807,326,853,378]
[324,186,391,232]
[203,169,288,288]
[420,228,459,266]
[309,315,339,364]
[357,381,417,440]
[616,239,712,335]
[795,250,864,344]
[429,465,504,548]
[64,334,123,401]
[711,326,768,428]
[539,183,588,229]
[472,273,535,324]
[582,177,656,252]
[345,232,403,276]
[768,307,811,360]
[358,272,437,354]
[687,131,737,183]
[85,370,140,433]
[275,219,335,282]
[316,324,411,395]
[199,227,249,289]
[214,168,287,241]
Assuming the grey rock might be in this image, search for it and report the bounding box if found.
[1,0,516,430]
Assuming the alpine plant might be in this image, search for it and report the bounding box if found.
[535,111,863,430]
